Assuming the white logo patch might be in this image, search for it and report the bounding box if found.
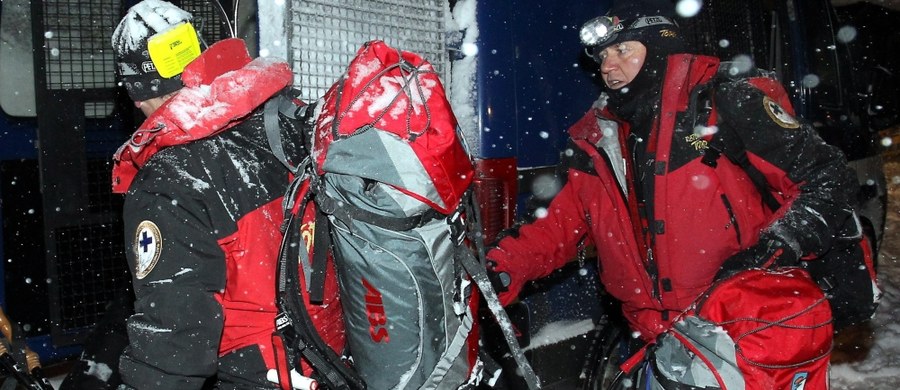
[134,220,162,279]
[763,96,800,129]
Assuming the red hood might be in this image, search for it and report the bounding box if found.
[112,38,293,193]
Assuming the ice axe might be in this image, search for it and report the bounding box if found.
[0,307,53,390]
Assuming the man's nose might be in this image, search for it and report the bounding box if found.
[600,56,617,73]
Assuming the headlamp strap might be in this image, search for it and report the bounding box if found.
[628,16,676,30]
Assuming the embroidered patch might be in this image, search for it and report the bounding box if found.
[134,220,162,279]
[684,133,709,152]
[763,96,800,129]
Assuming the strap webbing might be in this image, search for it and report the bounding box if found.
[264,96,297,174]
[275,212,367,390]
[316,190,441,232]
[456,192,542,390]
[694,81,782,212]
[456,247,541,389]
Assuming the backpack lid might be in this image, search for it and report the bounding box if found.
[313,40,474,214]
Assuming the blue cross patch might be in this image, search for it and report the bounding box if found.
[763,96,800,129]
[134,220,162,279]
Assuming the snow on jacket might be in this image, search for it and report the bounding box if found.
[488,54,857,341]
[113,39,344,389]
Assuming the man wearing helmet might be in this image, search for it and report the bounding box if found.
[107,1,344,388]
[487,0,856,386]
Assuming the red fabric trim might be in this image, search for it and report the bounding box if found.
[747,77,796,116]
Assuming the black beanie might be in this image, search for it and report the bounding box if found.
[111,0,196,101]
[589,0,686,56]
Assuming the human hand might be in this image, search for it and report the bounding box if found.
[715,233,799,281]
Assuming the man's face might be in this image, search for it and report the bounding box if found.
[596,41,647,90]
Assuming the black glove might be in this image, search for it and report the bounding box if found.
[715,233,800,281]
[485,259,523,306]
[486,260,512,292]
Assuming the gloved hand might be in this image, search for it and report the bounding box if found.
[715,232,800,281]
[485,251,526,306]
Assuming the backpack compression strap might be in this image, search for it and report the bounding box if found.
[453,192,543,390]
[265,92,365,389]
[274,210,368,390]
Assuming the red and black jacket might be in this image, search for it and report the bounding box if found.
[489,54,857,341]
[114,39,344,389]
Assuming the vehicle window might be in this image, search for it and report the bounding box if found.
[0,0,37,117]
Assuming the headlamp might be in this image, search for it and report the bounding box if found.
[579,15,678,49]
[147,22,201,78]
[579,16,623,48]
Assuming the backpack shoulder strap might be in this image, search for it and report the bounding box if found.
[265,88,313,174]
[698,75,783,212]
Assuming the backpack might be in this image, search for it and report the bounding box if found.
[267,40,539,390]
[618,268,833,390]
[695,68,882,331]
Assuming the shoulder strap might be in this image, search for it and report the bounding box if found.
[264,88,312,174]
[452,192,542,390]
[698,78,782,212]
[265,90,365,389]
[274,209,367,390]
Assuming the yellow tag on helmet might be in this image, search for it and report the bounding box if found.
[147,22,201,78]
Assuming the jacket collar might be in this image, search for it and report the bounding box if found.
[112,38,293,193]
[570,54,720,144]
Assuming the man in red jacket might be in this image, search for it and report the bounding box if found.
[487,0,855,375]
[108,1,344,388]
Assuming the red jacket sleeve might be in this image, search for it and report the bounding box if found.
[487,168,591,283]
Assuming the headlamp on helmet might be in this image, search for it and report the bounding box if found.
[579,16,624,48]
[579,15,678,57]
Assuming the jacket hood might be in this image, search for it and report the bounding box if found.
[112,38,293,193]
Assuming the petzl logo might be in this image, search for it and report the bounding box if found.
[791,371,808,390]
[141,60,157,73]
[363,278,390,343]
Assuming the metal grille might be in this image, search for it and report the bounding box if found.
[49,159,127,340]
[289,0,448,102]
[54,222,127,331]
[41,1,119,91]
[87,158,123,214]
[40,0,227,94]
[181,0,231,47]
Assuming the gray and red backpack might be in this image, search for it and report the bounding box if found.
[266,40,539,390]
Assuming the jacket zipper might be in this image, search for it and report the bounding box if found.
[591,120,662,303]
[646,247,660,300]
[720,194,742,245]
